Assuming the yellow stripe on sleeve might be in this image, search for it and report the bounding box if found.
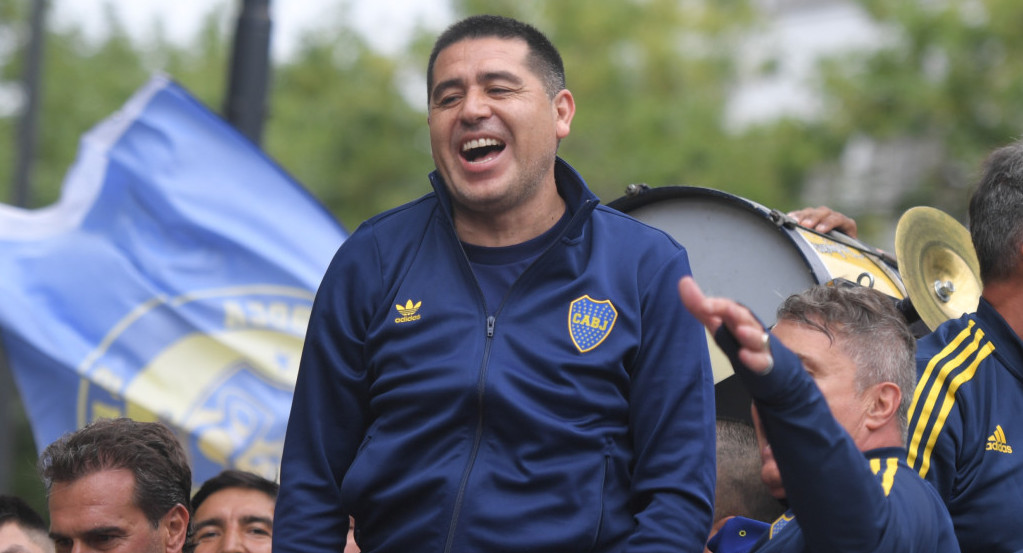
[869,458,899,496]
[881,458,898,496]
[906,324,985,468]
[916,341,995,478]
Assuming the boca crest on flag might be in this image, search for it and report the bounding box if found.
[0,75,347,487]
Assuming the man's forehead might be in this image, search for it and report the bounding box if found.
[195,487,275,519]
[47,469,142,535]
[433,37,531,74]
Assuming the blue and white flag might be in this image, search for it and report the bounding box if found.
[0,75,347,487]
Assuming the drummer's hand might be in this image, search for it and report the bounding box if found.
[678,276,774,374]
[788,206,858,238]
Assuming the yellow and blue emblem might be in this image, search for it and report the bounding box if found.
[769,512,795,539]
[568,295,618,353]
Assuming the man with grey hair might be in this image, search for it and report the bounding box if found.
[682,280,959,552]
[905,139,1023,553]
[0,495,54,553]
[39,418,191,553]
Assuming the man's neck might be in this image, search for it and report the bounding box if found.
[454,188,566,248]
[982,276,1023,339]
[856,425,904,453]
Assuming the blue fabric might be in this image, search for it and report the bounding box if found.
[0,75,346,488]
[907,297,1023,552]
[273,158,716,553]
[463,208,570,314]
[712,326,959,552]
[707,516,768,553]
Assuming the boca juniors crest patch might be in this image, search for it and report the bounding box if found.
[569,295,618,353]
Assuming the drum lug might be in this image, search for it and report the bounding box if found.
[624,183,650,197]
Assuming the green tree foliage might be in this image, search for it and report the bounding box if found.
[451,0,818,209]
[1,3,147,207]
[264,25,434,228]
[814,0,1023,220]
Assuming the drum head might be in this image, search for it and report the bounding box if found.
[610,186,822,327]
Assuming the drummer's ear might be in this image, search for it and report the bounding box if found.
[864,381,900,433]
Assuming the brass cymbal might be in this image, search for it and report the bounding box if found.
[895,206,982,331]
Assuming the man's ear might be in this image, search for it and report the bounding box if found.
[553,89,575,140]
[865,382,901,432]
[161,503,190,553]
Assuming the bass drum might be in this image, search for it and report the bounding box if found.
[608,186,906,421]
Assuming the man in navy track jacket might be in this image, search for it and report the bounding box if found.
[272,14,716,553]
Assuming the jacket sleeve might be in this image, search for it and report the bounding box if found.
[625,249,716,552]
[905,330,977,503]
[721,328,948,552]
[272,225,382,553]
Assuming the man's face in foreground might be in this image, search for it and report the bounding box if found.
[48,468,186,553]
[191,488,274,553]
[428,36,572,219]
[755,319,866,499]
[0,522,53,553]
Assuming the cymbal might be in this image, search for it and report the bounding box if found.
[895,206,981,331]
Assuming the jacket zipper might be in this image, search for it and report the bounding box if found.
[442,315,496,553]
[441,200,596,551]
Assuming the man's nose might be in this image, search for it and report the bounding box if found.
[460,88,493,122]
[220,530,246,553]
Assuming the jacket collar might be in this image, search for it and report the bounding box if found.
[977,297,1023,381]
[427,157,600,241]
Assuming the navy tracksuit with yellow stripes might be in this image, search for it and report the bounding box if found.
[907,298,1023,553]
[715,330,959,552]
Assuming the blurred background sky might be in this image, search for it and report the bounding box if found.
[54,0,457,59]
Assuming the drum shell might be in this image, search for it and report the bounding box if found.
[609,186,905,420]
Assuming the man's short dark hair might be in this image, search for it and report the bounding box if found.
[969,139,1023,284]
[427,14,566,100]
[191,469,279,513]
[0,495,51,552]
[714,419,785,523]
[38,418,192,528]
[0,495,48,532]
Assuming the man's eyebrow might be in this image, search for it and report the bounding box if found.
[430,71,526,102]
[430,78,463,102]
[82,526,128,538]
[478,70,524,86]
[240,515,274,527]
[193,517,226,531]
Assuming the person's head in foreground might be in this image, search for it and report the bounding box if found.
[190,470,277,553]
[38,418,191,553]
[759,285,916,498]
[426,14,575,246]
[0,495,54,553]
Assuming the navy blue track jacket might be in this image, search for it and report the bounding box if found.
[272,158,716,553]
[907,297,1023,552]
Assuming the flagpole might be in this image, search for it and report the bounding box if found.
[224,0,272,145]
[2,0,49,495]
[10,0,47,208]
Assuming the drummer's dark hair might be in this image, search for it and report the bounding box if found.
[191,469,278,513]
[970,139,1023,285]
[776,285,916,441]
[426,15,566,102]
[0,495,50,552]
[38,418,191,529]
